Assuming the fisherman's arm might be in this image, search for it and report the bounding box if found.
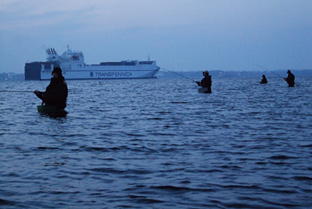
[34,90,44,100]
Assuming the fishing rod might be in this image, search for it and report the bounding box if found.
[0,90,34,93]
[160,67,197,82]
[255,64,284,78]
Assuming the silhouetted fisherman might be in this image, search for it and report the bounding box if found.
[260,74,267,84]
[34,67,68,110]
[284,70,295,87]
[196,71,212,93]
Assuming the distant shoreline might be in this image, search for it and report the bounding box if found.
[157,69,312,79]
[1,69,311,81]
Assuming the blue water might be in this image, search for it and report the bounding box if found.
[0,77,311,208]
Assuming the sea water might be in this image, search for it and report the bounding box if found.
[0,77,311,208]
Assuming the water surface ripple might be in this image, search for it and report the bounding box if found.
[0,77,311,208]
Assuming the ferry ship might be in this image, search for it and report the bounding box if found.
[25,47,160,80]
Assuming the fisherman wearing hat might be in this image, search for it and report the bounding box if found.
[34,67,68,109]
[284,70,295,87]
[196,70,212,93]
[260,74,268,84]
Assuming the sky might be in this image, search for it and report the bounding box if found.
[0,0,311,73]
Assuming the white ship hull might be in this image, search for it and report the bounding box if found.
[40,67,159,80]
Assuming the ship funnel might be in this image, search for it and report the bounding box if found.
[52,48,58,55]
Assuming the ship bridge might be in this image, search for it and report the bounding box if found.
[60,46,85,70]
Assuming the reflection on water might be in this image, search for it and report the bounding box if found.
[0,77,312,208]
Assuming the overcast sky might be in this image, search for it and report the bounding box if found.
[1,0,311,73]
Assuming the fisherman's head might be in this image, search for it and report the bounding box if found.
[287,70,291,74]
[52,67,62,78]
[203,70,209,76]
